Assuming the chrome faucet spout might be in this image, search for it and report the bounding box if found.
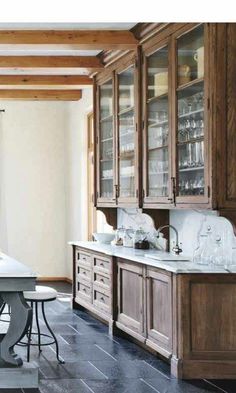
[157,224,182,255]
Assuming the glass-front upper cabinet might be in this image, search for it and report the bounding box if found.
[97,78,115,203]
[116,63,138,204]
[175,24,207,202]
[143,43,171,204]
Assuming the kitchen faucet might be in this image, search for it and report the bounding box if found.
[157,224,182,255]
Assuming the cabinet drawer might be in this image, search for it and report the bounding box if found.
[76,249,91,268]
[76,281,92,303]
[93,255,110,272]
[77,264,91,282]
[94,272,110,289]
[93,287,110,313]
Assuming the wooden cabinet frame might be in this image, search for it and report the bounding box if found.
[95,50,141,208]
[142,23,212,209]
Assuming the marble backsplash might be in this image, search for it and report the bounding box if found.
[117,208,236,263]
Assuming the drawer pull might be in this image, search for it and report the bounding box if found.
[100,278,104,283]
[82,288,87,292]
[100,296,105,302]
[83,271,87,275]
[100,262,104,267]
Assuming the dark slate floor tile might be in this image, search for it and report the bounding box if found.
[39,343,117,362]
[91,340,157,361]
[23,390,40,393]
[0,390,22,393]
[90,359,169,380]
[208,379,236,393]
[144,378,227,393]
[61,333,118,346]
[38,360,106,380]
[143,358,171,379]
[39,378,91,393]
[84,378,158,393]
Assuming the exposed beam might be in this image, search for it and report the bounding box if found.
[0,75,92,86]
[0,56,103,69]
[0,30,138,50]
[0,89,82,101]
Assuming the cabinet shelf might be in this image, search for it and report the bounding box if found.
[148,119,168,128]
[177,77,204,92]
[100,114,113,122]
[118,106,134,116]
[177,136,204,145]
[101,137,113,143]
[178,108,204,118]
[179,166,204,172]
[148,145,168,151]
[147,92,168,104]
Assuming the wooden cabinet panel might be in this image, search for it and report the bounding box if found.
[217,23,236,210]
[76,281,92,303]
[146,268,172,357]
[191,282,236,352]
[117,259,144,336]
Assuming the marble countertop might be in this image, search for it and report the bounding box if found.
[69,241,232,274]
[0,253,37,277]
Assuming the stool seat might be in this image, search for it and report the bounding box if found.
[24,286,57,301]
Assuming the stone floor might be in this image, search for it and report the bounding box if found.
[1,281,236,393]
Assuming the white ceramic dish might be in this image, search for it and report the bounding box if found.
[93,232,115,244]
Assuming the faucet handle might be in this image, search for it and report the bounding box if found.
[172,243,183,255]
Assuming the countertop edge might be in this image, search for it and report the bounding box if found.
[69,241,230,274]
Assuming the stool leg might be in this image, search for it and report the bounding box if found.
[27,301,33,362]
[35,302,42,354]
[41,301,64,364]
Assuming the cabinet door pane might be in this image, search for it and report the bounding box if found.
[178,24,204,87]
[99,79,114,198]
[176,26,205,197]
[147,46,169,198]
[118,67,135,198]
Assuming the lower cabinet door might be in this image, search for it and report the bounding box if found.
[146,268,172,358]
[117,259,144,338]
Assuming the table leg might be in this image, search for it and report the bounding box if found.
[0,292,32,366]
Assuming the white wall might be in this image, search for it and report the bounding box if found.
[65,88,93,278]
[0,101,67,277]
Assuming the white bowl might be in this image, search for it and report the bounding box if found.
[93,232,115,244]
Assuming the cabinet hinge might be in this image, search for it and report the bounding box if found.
[208,186,211,198]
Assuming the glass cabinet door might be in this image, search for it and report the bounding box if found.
[98,79,114,200]
[145,45,170,200]
[176,25,206,199]
[117,66,135,199]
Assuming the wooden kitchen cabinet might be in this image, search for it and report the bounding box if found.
[116,258,145,341]
[95,51,141,208]
[143,23,211,208]
[73,246,113,325]
[93,23,236,228]
[146,268,172,358]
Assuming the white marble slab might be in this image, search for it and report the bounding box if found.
[69,241,228,274]
[0,253,36,277]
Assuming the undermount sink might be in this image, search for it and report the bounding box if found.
[144,252,190,262]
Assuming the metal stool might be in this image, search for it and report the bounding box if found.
[21,285,64,364]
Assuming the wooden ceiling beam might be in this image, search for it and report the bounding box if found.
[0,89,82,101]
[0,30,138,50]
[0,75,92,85]
[0,56,103,68]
